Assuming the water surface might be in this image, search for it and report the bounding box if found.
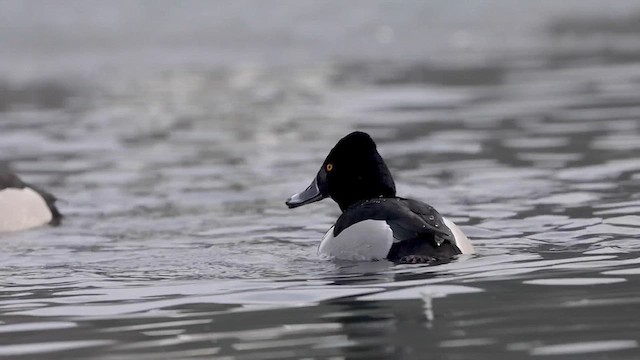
[1,2,640,359]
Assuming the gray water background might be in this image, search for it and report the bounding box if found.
[1,1,640,359]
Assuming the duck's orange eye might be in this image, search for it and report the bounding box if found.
[326,163,333,172]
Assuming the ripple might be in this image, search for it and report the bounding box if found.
[11,286,385,317]
[556,159,640,181]
[0,321,76,333]
[592,133,640,150]
[0,340,114,357]
[602,267,640,275]
[603,215,640,227]
[503,137,569,149]
[357,285,483,301]
[439,338,496,348]
[529,192,600,205]
[523,278,626,286]
[530,340,638,356]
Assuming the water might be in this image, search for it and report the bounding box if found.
[1,1,640,359]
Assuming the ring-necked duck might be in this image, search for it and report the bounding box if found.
[286,131,473,263]
[0,166,61,232]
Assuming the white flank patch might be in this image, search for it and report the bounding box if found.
[0,187,52,232]
[443,217,475,254]
[318,220,393,261]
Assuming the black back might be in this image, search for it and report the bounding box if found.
[334,197,461,262]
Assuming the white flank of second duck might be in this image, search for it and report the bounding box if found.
[0,187,52,232]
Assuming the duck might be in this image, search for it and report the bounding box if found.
[0,165,62,233]
[286,131,473,263]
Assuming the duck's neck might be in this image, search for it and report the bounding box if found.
[333,170,396,211]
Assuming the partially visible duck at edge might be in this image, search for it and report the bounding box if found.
[0,165,62,233]
[286,131,474,264]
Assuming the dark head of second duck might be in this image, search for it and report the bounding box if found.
[286,131,474,263]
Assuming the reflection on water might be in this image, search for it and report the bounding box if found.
[1,2,640,359]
